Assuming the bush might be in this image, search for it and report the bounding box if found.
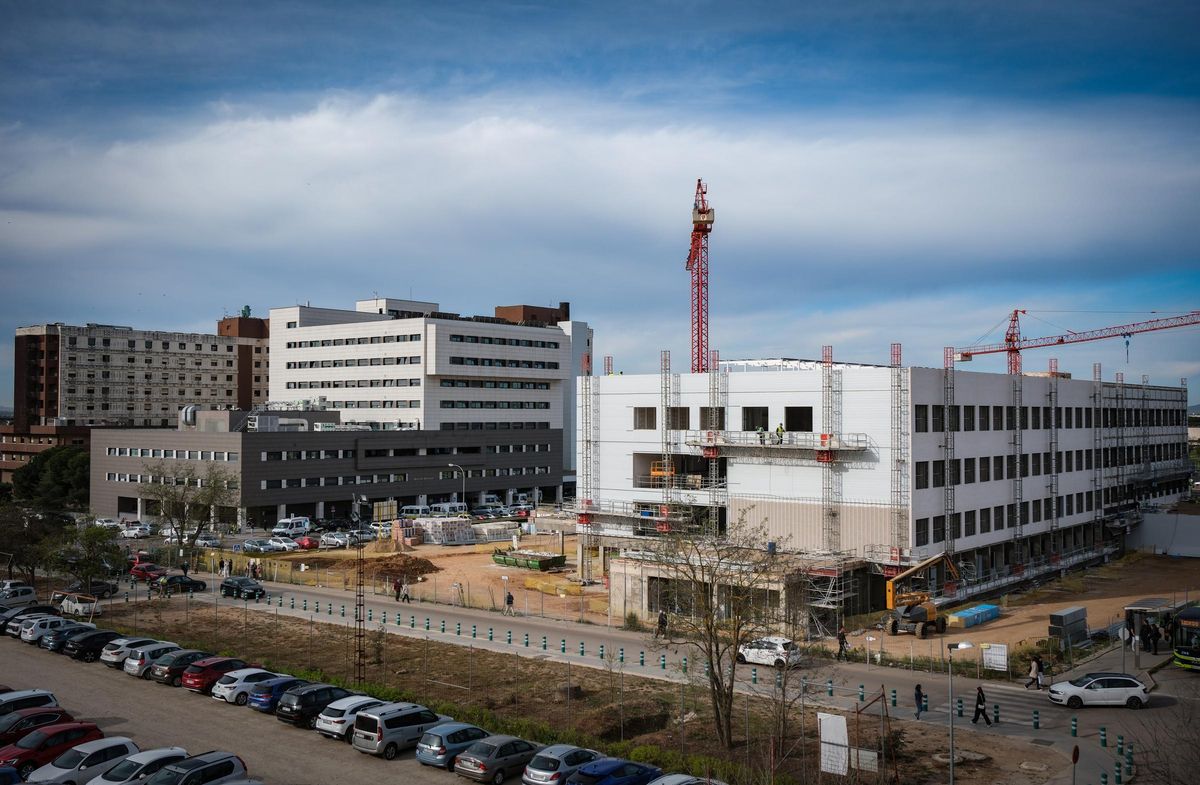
[622,611,643,631]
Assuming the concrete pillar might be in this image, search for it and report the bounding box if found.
[417,494,428,506]
[315,501,325,519]
[277,503,287,521]
[555,485,563,504]
[237,507,247,533]
[136,497,146,521]
[505,489,515,506]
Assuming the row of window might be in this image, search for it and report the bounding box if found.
[914,442,1187,489]
[68,336,255,353]
[438,400,551,410]
[285,335,421,348]
[261,474,408,489]
[284,356,422,369]
[449,335,559,348]
[359,444,552,459]
[105,473,239,489]
[448,357,560,369]
[439,379,551,390]
[438,466,551,479]
[70,355,236,368]
[286,378,421,389]
[914,491,1100,546]
[106,447,240,461]
[329,400,421,409]
[439,421,551,431]
[914,403,1184,433]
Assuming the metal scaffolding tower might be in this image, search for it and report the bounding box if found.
[1047,359,1060,552]
[352,494,367,685]
[705,349,727,535]
[943,347,957,555]
[603,355,613,376]
[578,353,595,581]
[1010,372,1025,568]
[890,344,910,554]
[659,350,674,508]
[821,346,842,552]
[1092,363,1103,517]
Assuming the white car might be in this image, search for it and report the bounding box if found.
[320,532,351,548]
[1047,672,1151,709]
[83,747,188,785]
[19,616,71,644]
[121,523,151,539]
[370,522,392,537]
[736,636,803,669]
[195,534,222,549]
[267,537,300,552]
[94,518,121,529]
[211,668,282,706]
[27,736,139,784]
[99,637,159,669]
[123,641,181,679]
[315,695,387,742]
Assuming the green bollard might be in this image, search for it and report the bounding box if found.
[1114,761,1122,785]
[541,635,547,651]
[1033,710,1040,730]
[410,614,415,628]
[1125,744,1133,778]
[1071,716,1077,737]
[1100,726,1107,748]
[993,704,999,725]
[827,679,834,697]
[775,672,782,689]
[425,617,430,631]
[382,611,387,625]
[599,644,605,659]
[290,596,295,610]
[923,695,929,713]
[506,630,512,645]
[277,594,282,607]
[890,689,897,707]
[560,638,566,653]
[368,608,373,622]
[327,603,332,616]
[956,697,963,717]
[489,627,494,641]
[639,651,645,666]
[660,654,666,670]
[682,656,687,674]
[439,619,445,633]
[579,641,585,656]
[752,667,758,685]
[859,684,865,701]
[302,599,307,611]
[1117,736,1124,757]
[523,633,529,648]
[124,592,129,602]
[1101,772,1109,785]
[472,624,477,638]
[455,622,461,636]
[619,647,625,664]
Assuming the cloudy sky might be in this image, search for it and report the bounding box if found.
[2,1,1199,406]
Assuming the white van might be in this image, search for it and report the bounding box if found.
[429,502,468,517]
[272,517,311,537]
[401,505,431,519]
[481,494,503,506]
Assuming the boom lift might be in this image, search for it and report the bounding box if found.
[884,552,961,638]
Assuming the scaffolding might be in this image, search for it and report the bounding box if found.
[889,343,909,555]
[578,353,595,581]
[1047,359,1060,552]
[820,346,842,552]
[786,550,860,641]
[1010,372,1025,568]
[705,348,727,536]
[1092,363,1103,523]
[943,347,957,555]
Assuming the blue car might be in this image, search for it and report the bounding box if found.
[415,722,490,769]
[247,677,310,713]
[566,759,662,785]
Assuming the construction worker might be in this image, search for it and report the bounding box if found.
[775,423,785,444]
[756,425,766,445]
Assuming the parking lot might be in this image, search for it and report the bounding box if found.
[4,641,460,785]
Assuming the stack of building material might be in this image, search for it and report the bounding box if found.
[1049,606,1089,645]
[492,549,567,571]
[946,603,1001,628]
[472,522,519,542]
[414,517,475,545]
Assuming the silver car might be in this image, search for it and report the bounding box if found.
[123,642,181,679]
[27,736,139,784]
[454,735,542,785]
[83,747,188,785]
[522,745,604,785]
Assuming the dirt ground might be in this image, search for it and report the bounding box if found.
[101,601,1055,785]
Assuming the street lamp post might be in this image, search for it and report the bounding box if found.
[447,463,466,507]
[947,641,973,785]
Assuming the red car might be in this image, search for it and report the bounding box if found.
[180,656,249,693]
[129,563,167,582]
[0,707,75,747]
[293,536,321,550]
[0,721,102,780]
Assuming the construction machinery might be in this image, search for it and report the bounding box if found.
[684,179,714,373]
[884,552,960,638]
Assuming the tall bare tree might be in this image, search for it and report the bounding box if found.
[645,517,792,749]
[138,460,238,549]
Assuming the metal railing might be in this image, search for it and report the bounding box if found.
[682,429,870,450]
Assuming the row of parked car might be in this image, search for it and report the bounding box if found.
[1,601,724,785]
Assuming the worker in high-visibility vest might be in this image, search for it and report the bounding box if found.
[775,423,785,444]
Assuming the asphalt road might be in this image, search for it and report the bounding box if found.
[4,640,460,785]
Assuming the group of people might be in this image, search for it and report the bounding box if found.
[392,578,412,603]
[215,558,264,580]
[755,423,788,445]
[910,684,992,726]
[1024,653,1047,690]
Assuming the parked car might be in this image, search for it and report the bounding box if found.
[347,527,374,544]
[521,745,604,785]
[0,690,58,717]
[82,747,188,785]
[0,586,37,609]
[149,650,213,688]
[180,657,249,694]
[454,735,543,784]
[0,709,74,748]
[352,702,452,760]
[315,696,385,743]
[246,678,310,714]
[129,565,166,583]
[121,523,152,539]
[26,735,138,784]
[7,612,58,638]
[1047,672,1151,709]
[63,581,117,600]
[0,581,31,593]
[415,723,489,770]
[240,540,278,554]
[735,637,802,669]
[20,617,73,645]
[318,532,350,549]
[275,684,352,729]
[565,759,663,785]
[0,606,58,636]
[99,638,159,669]
[266,537,299,552]
[63,630,123,663]
[39,623,96,653]
[218,578,265,600]
[123,642,181,679]
[292,536,321,551]
[211,669,282,706]
[194,534,222,549]
[644,776,730,785]
[142,751,248,785]
[0,722,103,781]
[150,576,206,597]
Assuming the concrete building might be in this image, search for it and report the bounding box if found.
[89,409,563,527]
[578,358,1192,626]
[269,297,591,487]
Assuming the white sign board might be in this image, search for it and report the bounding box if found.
[818,712,849,775]
[981,643,1008,672]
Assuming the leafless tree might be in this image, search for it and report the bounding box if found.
[1137,676,1200,785]
[138,460,238,550]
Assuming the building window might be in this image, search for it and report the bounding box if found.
[964,510,976,537]
[915,518,929,547]
[931,405,944,432]
[932,460,945,488]
[913,405,928,433]
[633,407,656,430]
[915,461,929,489]
[667,407,689,430]
[979,507,991,533]
[932,515,945,543]
[963,457,975,484]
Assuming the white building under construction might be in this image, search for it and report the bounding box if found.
[576,353,1191,631]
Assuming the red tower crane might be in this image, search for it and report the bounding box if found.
[955,309,1200,373]
[685,179,715,373]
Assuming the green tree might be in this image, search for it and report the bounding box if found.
[45,522,124,589]
[12,445,90,510]
[138,460,238,549]
[0,503,67,583]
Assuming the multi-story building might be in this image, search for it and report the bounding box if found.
[578,358,1191,625]
[269,297,591,484]
[2,315,269,483]
[89,409,563,526]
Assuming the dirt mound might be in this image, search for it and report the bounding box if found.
[576,698,670,741]
[326,552,441,579]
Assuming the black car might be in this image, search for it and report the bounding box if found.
[152,575,207,596]
[0,605,58,630]
[275,683,353,729]
[38,622,95,652]
[64,579,118,599]
[62,629,122,662]
[220,577,266,599]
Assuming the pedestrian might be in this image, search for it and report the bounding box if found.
[1150,623,1161,655]
[775,422,785,444]
[504,591,515,616]
[182,561,189,578]
[1140,621,1152,653]
[401,582,411,603]
[218,558,225,576]
[393,578,402,602]
[656,609,668,639]
[914,684,925,719]
[756,425,766,445]
[971,685,991,725]
[1024,656,1039,689]
[1036,655,1046,690]
[836,626,849,661]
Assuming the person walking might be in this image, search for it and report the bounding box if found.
[1024,656,1039,689]
[1036,655,1046,690]
[656,609,668,639]
[914,684,925,720]
[971,685,991,725]
[504,591,515,616]
[401,582,411,603]
[1149,622,1161,655]
[217,558,225,577]
[182,561,189,578]
[836,626,849,661]
[393,578,402,602]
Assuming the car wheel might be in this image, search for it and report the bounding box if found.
[18,763,35,780]
[1067,696,1083,710]
[308,715,319,729]
[344,729,354,744]
[774,659,786,669]
[492,768,505,785]
[1126,696,1143,710]
[445,755,456,769]
[142,669,153,680]
[82,650,97,663]
[736,653,746,664]
[383,743,398,761]
[235,692,248,706]
[172,676,182,687]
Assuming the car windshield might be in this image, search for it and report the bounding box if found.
[145,766,186,785]
[104,758,143,780]
[53,748,87,769]
[1068,676,1096,687]
[467,742,497,757]
[323,707,346,718]
[0,713,26,732]
[216,674,237,684]
[16,730,48,749]
[529,755,561,771]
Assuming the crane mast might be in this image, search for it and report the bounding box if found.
[685,179,715,373]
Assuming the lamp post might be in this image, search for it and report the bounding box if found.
[947,641,973,785]
[447,463,466,507]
